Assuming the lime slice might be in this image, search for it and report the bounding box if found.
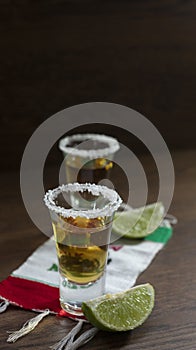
[82,283,155,331]
[112,202,164,239]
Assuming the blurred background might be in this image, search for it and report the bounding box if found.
[0,0,196,174]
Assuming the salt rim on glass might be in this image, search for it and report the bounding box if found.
[44,183,122,219]
[58,133,120,159]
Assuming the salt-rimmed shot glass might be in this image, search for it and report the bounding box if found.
[59,133,119,185]
[44,183,122,316]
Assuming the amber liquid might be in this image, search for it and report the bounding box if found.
[53,216,110,284]
[66,158,113,185]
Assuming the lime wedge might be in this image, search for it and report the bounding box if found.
[82,283,155,331]
[112,202,164,239]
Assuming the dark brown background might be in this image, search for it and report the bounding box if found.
[0,0,196,173]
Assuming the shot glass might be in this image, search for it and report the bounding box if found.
[59,133,120,185]
[44,182,122,316]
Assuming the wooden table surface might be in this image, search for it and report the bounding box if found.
[0,148,196,350]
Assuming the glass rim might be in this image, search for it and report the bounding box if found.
[44,182,122,219]
[58,133,120,159]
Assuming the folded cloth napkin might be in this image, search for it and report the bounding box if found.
[0,220,172,315]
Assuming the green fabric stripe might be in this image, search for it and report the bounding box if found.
[144,226,173,244]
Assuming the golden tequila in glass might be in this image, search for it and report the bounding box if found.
[44,183,122,316]
[66,157,113,186]
[53,216,108,284]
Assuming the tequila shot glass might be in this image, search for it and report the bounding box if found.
[59,133,119,184]
[44,182,122,316]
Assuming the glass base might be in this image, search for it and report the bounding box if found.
[60,300,84,317]
[59,274,106,316]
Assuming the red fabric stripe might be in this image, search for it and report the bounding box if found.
[0,276,61,313]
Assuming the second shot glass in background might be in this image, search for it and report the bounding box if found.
[59,133,119,185]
